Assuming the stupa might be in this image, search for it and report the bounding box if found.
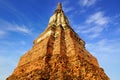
[7,3,109,80]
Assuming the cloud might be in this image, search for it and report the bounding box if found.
[0,56,17,80]
[0,30,7,38]
[79,0,96,7]
[0,39,29,80]
[111,14,120,27]
[77,0,98,15]
[63,7,74,13]
[0,0,30,23]
[7,25,31,34]
[86,38,120,78]
[0,39,31,80]
[0,50,26,80]
[86,11,109,26]
[86,39,120,55]
[62,1,74,13]
[117,28,120,33]
[75,11,110,39]
[20,40,26,45]
[0,19,32,36]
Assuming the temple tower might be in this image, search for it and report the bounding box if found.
[7,3,109,80]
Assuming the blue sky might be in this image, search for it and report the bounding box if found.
[0,0,120,80]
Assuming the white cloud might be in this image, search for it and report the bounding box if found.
[86,39,120,57]
[0,19,32,35]
[20,40,26,45]
[117,28,120,33]
[81,26,102,34]
[86,11,109,26]
[86,38,120,67]
[79,0,96,7]
[111,14,120,27]
[0,30,7,37]
[88,33,100,38]
[62,1,74,13]
[75,11,110,39]
[0,40,29,80]
[0,55,20,80]
[63,7,74,13]
[86,39,120,78]
[0,40,30,80]
[62,0,69,6]
[7,25,31,34]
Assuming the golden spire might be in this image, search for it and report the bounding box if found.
[49,2,69,27]
[57,2,62,10]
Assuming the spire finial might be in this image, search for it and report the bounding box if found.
[57,2,62,10]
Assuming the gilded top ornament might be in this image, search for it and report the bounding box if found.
[57,2,62,10]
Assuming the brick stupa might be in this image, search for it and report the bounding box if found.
[7,3,109,80]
